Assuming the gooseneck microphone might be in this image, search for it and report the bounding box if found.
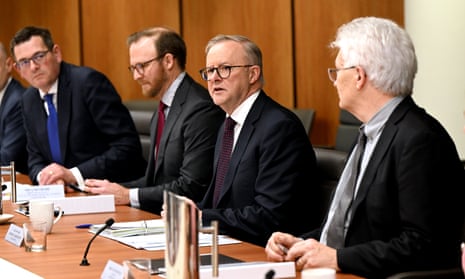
[80,218,115,266]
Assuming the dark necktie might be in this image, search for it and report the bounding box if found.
[213,117,236,207]
[326,127,366,248]
[155,101,166,158]
[44,94,62,164]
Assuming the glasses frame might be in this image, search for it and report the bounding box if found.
[15,50,50,70]
[199,64,254,81]
[128,53,165,75]
[327,66,356,82]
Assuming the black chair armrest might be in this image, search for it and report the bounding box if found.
[387,268,463,279]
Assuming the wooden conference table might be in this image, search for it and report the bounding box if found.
[0,174,362,279]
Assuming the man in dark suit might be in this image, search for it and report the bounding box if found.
[10,26,146,188]
[266,17,465,278]
[84,27,224,214]
[0,42,27,174]
[193,34,319,247]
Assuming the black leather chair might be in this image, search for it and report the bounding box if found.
[313,147,348,224]
[291,108,315,136]
[334,109,362,153]
[123,100,157,161]
[386,268,463,279]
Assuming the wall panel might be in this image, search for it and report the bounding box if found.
[182,0,295,108]
[294,0,404,145]
[0,0,404,147]
[80,0,181,101]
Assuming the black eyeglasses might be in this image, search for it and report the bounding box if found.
[15,50,50,70]
[199,64,254,81]
[327,66,356,82]
[128,54,165,75]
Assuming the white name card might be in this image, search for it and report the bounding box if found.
[36,195,115,215]
[17,184,65,201]
[4,224,24,247]
[100,260,123,279]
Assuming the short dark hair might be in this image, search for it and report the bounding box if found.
[127,27,187,70]
[10,26,54,60]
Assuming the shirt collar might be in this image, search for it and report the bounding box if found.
[161,72,186,107]
[39,79,59,99]
[229,90,261,127]
[364,96,404,140]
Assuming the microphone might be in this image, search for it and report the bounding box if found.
[80,218,115,266]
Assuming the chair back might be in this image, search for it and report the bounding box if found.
[335,109,362,153]
[291,108,315,135]
[124,100,157,161]
[313,147,347,224]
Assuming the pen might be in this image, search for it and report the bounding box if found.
[277,243,288,254]
[76,223,93,229]
[68,184,85,192]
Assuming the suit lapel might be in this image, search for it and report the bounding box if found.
[152,75,190,177]
[56,63,72,163]
[351,97,413,212]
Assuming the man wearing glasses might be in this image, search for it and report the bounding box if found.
[185,34,320,247]
[266,17,465,278]
[10,26,146,189]
[84,27,224,214]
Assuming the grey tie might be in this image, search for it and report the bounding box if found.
[326,127,367,249]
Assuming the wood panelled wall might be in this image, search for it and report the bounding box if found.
[0,0,403,146]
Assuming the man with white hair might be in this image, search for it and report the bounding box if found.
[266,16,465,278]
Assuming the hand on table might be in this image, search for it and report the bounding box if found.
[84,179,130,205]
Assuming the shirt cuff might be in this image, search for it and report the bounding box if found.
[129,188,140,208]
[70,167,85,187]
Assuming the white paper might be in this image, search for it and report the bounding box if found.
[0,258,44,279]
[90,219,241,251]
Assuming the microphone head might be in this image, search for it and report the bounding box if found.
[105,218,115,227]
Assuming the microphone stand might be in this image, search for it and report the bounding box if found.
[80,218,115,266]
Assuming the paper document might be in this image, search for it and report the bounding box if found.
[0,258,44,279]
[89,219,241,251]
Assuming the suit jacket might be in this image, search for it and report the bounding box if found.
[199,92,320,247]
[0,78,28,173]
[124,74,224,214]
[22,62,146,184]
[302,96,465,278]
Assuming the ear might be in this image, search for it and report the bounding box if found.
[355,66,367,90]
[249,65,260,84]
[52,44,63,63]
[162,53,175,70]
[5,56,13,72]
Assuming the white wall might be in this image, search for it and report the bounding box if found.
[405,0,465,159]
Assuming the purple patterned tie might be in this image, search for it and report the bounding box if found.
[213,117,236,207]
[155,101,166,159]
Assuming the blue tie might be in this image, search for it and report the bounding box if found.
[44,94,62,164]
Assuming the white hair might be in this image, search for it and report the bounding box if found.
[330,17,417,96]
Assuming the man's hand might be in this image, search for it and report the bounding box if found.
[286,238,339,271]
[39,163,75,186]
[266,232,303,262]
[84,179,130,205]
